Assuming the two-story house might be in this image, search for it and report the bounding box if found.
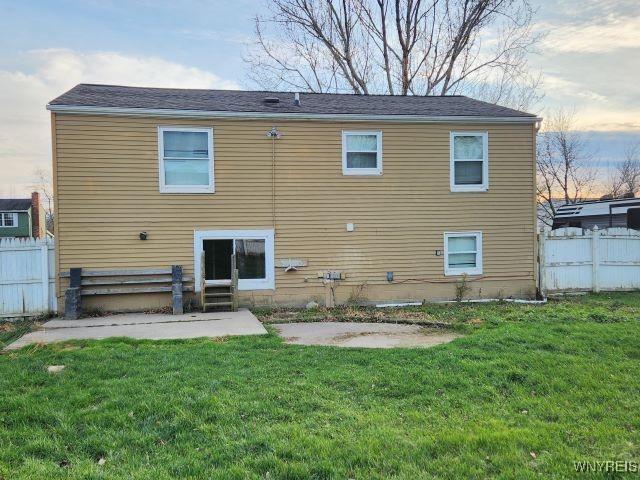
[48,84,539,312]
[0,192,46,239]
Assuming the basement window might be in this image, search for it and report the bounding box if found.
[444,232,483,276]
[0,212,18,227]
[158,127,214,193]
[450,132,488,192]
[342,131,383,175]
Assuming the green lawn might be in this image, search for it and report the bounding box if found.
[1,293,639,479]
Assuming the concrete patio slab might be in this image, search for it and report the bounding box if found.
[5,309,267,350]
[273,322,461,348]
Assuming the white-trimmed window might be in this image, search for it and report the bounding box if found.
[342,131,382,175]
[0,212,18,227]
[450,132,488,192]
[444,232,483,276]
[158,127,214,193]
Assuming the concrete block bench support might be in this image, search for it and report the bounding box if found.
[172,265,183,315]
[64,268,82,320]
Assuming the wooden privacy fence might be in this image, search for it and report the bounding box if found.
[0,238,56,318]
[539,227,640,294]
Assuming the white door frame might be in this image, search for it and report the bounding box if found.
[193,229,275,292]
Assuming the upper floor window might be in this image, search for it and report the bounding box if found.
[342,131,382,176]
[450,132,488,192]
[0,212,18,227]
[444,231,483,276]
[158,127,214,193]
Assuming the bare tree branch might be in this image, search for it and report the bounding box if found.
[605,142,640,199]
[29,167,55,233]
[536,109,599,226]
[245,0,542,108]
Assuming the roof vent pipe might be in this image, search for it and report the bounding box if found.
[294,92,300,106]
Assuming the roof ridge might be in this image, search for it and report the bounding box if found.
[77,83,468,98]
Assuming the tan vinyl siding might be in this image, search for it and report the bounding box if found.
[53,114,536,309]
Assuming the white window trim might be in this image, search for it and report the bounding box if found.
[158,126,214,194]
[450,132,488,192]
[342,131,383,176]
[0,212,18,228]
[444,231,483,276]
[193,229,275,291]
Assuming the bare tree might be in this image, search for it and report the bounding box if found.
[30,167,54,233]
[536,110,598,226]
[605,142,640,199]
[246,0,542,109]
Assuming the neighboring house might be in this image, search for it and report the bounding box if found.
[553,197,640,230]
[537,199,567,230]
[48,83,540,312]
[0,192,46,239]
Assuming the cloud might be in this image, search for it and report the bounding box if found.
[542,75,608,103]
[0,49,238,197]
[532,66,640,132]
[176,29,252,45]
[527,2,640,133]
[539,78,640,131]
[539,15,640,53]
[575,110,640,132]
[32,49,240,90]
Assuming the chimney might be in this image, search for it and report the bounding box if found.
[294,92,300,106]
[31,191,41,239]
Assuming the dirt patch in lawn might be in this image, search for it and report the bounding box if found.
[272,322,462,348]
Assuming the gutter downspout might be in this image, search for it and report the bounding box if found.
[272,134,276,231]
[266,127,281,232]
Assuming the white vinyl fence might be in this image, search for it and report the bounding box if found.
[539,226,640,294]
[0,238,56,318]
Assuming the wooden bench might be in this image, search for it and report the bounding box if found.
[61,266,193,319]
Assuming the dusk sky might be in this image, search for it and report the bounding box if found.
[1,0,639,196]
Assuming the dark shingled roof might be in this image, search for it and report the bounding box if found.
[0,199,31,211]
[49,84,536,118]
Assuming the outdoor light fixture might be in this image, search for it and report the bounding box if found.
[139,231,148,240]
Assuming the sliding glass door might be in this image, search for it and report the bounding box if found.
[195,230,274,291]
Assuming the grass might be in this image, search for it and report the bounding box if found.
[0,316,44,350]
[1,293,639,479]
